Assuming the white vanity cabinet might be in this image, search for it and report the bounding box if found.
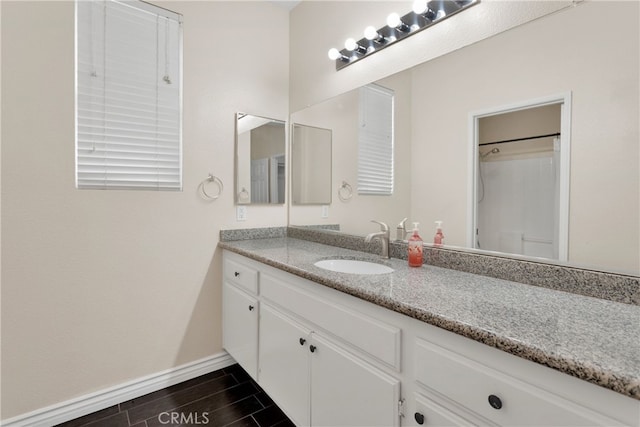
[307,331,400,427]
[258,303,311,426]
[221,250,640,427]
[409,336,628,427]
[401,330,628,427]
[222,250,401,427]
[259,269,401,427]
[259,302,401,427]
[222,253,259,380]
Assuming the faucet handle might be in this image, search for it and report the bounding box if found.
[396,218,408,241]
[371,220,389,232]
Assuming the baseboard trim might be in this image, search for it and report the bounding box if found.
[1,352,235,427]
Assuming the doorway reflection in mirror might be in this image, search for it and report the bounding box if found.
[235,113,286,205]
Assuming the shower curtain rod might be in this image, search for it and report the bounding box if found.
[479,132,561,146]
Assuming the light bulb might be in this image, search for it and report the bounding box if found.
[386,12,401,28]
[364,26,379,41]
[412,0,428,14]
[327,48,341,60]
[344,38,358,51]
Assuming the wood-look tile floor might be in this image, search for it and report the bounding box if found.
[55,364,295,427]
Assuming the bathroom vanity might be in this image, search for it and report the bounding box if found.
[220,237,640,426]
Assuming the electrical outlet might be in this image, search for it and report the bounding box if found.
[321,205,329,218]
[236,206,247,221]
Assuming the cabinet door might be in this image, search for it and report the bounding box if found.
[310,333,400,427]
[222,282,258,380]
[259,304,311,427]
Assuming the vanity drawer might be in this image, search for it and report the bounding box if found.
[414,338,622,426]
[412,392,480,427]
[223,255,258,294]
[261,271,401,370]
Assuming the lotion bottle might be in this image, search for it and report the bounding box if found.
[434,221,444,246]
[408,222,423,267]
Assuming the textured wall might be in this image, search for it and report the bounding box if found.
[0,1,289,418]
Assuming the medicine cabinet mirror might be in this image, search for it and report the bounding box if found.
[235,113,286,205]
[291,123,332,205]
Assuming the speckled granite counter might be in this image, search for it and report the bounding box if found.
[219,237,640,401]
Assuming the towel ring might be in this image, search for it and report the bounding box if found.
[199,174,223,201]
[238,187,250,202]
[338,181,353,202]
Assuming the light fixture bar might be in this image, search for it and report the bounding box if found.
[329,0,479,71]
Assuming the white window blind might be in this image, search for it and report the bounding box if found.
[76,0,182,190]
[357,84,394,195]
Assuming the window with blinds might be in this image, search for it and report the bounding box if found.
[76,0,182,190]
[357,84,394,195]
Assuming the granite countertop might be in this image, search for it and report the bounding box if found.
[219,237,640,401]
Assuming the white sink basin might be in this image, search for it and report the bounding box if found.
[314,259,394,275]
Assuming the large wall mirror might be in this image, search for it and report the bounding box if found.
[235,113,286,205]
[289,1,639,275]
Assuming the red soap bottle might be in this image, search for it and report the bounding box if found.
[408,223,423,267]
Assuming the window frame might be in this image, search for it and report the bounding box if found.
[75,0,183,191]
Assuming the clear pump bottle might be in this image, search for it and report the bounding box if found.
[408,222,423,267]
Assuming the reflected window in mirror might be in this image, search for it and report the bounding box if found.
[291,124,332,205]
[358,84,394,195]
[235,113,286,205]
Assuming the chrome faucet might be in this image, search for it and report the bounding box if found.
[365,220,390,259]
[396,217,410,241]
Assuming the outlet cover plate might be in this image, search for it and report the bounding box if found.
[236,206,247,221]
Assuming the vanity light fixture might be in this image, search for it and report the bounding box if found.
[364,26,386,43]
[344,38,367,54]
[386,12,410,32]
[328,0,479,71]
[328,48,350,61]
[412,0,440,21]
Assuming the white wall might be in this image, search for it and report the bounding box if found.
[0,0,288,419]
